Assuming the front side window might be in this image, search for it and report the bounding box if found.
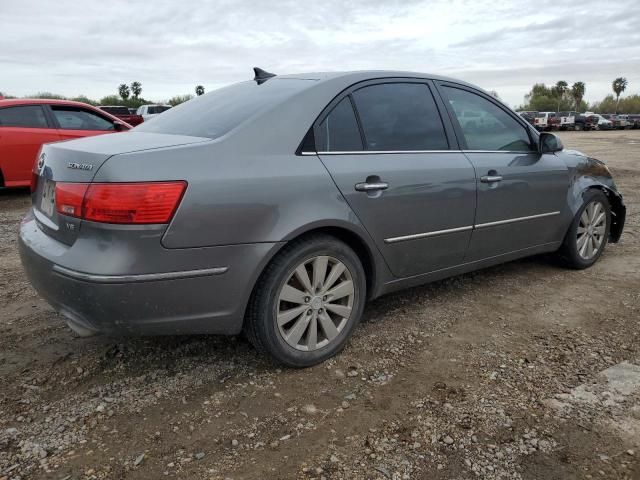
[51,107,115,131]
[0,105,48,128]
[352,83,448,151]
[443,86,534,152]
[316,97,362,151]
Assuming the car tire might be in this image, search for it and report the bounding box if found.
[245,234,366,367]
[557,189,611,269]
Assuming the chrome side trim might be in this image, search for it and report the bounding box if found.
[475,211,560,229]
[384,225,473,244]
[308,150,535,155]
[318,150,460,155]
[52,265,228,283]
[384,211,561,244]
[462,150,535,154]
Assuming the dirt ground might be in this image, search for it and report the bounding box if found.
[1,130,639,480]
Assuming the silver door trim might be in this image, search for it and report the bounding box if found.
[384,211,561,244]
[384,225,473,244]
[317,150,461,155]
[475,211,560,229]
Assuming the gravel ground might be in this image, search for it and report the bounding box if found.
[1,130,639,480]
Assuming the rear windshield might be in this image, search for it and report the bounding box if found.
[135,79,313,138]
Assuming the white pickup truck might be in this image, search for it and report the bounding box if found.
[135,104,172,121]
[533,112,558,131]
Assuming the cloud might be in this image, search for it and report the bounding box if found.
[1,0,638,106]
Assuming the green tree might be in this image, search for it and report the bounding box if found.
[571,82,585,111]
[118,83,130,101]
[130,81,142,99]
[27,92,67,100]
[612,77,628,112]
[70,95,97,105]
[552,81,569,111]
[195,85,205,96]
[168,94,194,106]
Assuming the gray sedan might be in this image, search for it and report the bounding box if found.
[19,69,626,367]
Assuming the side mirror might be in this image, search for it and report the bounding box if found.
[113,120,129,132]
[539,132,563,153]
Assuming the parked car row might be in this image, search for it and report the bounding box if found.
[0,100,173,188]
[518,110,640,131]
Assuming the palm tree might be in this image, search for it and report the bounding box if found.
[130,81,142,99]
[195,85,205,96]
[118,83,130,101]
[571,82,585,111]
[612,77,628,112]
[553,81,569,111]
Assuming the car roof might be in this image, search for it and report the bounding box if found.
[0,98,97,108]
[277,70,480,89]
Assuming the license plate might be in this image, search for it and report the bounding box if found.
[40,179,56,217]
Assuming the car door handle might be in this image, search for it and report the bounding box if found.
[355,181,389,192]
[480,175,503,183]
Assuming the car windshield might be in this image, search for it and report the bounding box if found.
[135,79,313,139]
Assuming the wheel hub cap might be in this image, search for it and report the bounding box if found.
[276,256,355,352]
[576,200,607,260]
[310,296,323,310]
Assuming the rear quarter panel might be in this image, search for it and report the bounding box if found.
[94,140,370,249]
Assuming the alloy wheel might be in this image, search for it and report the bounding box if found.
[276,256,354,351]
[577,200,607,260]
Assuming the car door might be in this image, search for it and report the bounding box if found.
[0,105,60,186]
[435,83,569,261]
[48,105,117,140]
[316,80,477,278]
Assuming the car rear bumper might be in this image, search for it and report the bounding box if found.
[19,212,282,336]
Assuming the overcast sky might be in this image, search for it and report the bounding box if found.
[2,0,639,106]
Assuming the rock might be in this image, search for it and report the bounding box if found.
[195,452,205,460]
[134,453,145,466]
[231,439,239,447]
[627,449,635,456]
[443,435,454,445]
[341,401,350,409]
[279,434,291,441]
[330,454,339,463]
[302,404,318,415]
[347,368,359,377]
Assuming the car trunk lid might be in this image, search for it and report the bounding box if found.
[32,132,209,245]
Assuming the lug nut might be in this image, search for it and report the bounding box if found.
[304,296,310,303]
[322,296,327,301]
[307,310,312,315]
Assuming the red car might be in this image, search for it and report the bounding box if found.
[0,99,131,188]
[98,105,144,126]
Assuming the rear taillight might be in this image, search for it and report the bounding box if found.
[55,181,187,224]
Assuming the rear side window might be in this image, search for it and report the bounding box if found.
[443,86,534,152]
[352,83,448,151]
[51,107,115,131]
[316,97,362,151]
[0,105,48,128]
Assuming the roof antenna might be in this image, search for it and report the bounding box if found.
[253,67,276,84]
